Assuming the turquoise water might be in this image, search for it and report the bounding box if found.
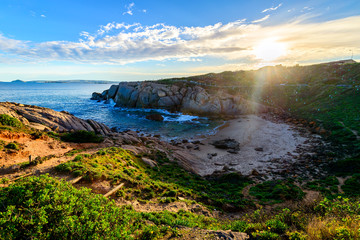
[0,82,220,140]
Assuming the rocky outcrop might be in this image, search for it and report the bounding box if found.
[146,114,164,121]
[0,102,111,135]
[92,82,268,117]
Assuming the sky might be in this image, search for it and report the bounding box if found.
[0,0,359,81]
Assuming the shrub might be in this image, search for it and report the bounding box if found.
[249,180,305,204]
[342,174,360,196]
[0,175,182,239]
[0,114,22,128]
[0,178,9,184]
[0,175,128,239]
[229,220,248,232]
[265,219,288,234]
[5,142,19,150]
[252,230,279,240]
[61,130,104,143]
[329,156,360,176]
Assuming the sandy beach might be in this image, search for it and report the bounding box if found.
[187,114,309,177]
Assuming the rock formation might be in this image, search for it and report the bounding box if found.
[92,82,268,117]
[0,102,111,135]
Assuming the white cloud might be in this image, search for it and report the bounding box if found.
[41,14,46,18]
[301,6,314,12]
[0,15,359,67]
[123,3,135,15]
[252,15,270,23]
[177,57,202,62]
[262,3,282,13]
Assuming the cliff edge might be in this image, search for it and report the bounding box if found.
[92,82,268,116]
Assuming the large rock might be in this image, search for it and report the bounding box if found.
[108,85,119,99]
[93,81,268,117]
[146,114,164,121]
[211,138,240,150]
[0,102,110,135]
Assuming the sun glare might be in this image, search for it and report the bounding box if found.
[254,39,287,62]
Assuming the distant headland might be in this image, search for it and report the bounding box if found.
[9,79,117,84]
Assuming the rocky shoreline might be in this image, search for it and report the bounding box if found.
[0,101,335,181]
[0,102,111,135]
[91,81,269,117]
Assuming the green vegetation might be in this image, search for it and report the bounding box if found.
[0,175,181,239]
[1,176,359,239]
[305,176,339,199]
[56,148,253,210]
[0,114,23,128]
[0,177,9,184]
[329,155,360,176]
[61,130,104,143]
[159,62,360,155]
[249,180,305,205]
[4,142,19,151]
[18,155,56,169]
[342,174,360,197]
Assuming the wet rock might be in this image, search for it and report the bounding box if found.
[227,149,239,154]
[145,114,164,121]
[211,138,240,150]
[254,147,263,152]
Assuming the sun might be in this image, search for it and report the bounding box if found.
[254,39,287,62]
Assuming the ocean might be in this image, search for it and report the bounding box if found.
[0,82,221,140]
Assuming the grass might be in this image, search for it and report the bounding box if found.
[55,147,254,211]
[342,174,360,197]
[1,176,359,239]
[305,176,340,199]
[329,155,360,176]
[0,114,23,128]
[4,142,19,151]
[249,180,305,205]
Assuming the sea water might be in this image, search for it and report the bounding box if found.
[0,82,221,140]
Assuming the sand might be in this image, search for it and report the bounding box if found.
[188,114,308,176]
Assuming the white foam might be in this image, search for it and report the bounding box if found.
[163,114,200,123]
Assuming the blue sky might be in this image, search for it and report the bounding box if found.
[0,0,359,81]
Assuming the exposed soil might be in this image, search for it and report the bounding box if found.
[0,131,72,167]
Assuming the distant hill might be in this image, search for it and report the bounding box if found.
[29,80,118,84]
[8,80,118,84]
[11,79,26,83]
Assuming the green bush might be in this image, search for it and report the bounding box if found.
[265,219,288,234]
[342,174,360,196]
[250,180,305,204]
[0,114,22,128]
[5,142,19,150]
[0,175,179,239]
[329,156,360,176]
[61,130,104,143]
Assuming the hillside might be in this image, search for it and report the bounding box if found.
[156,61,360,155]
[1,61,360,239]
